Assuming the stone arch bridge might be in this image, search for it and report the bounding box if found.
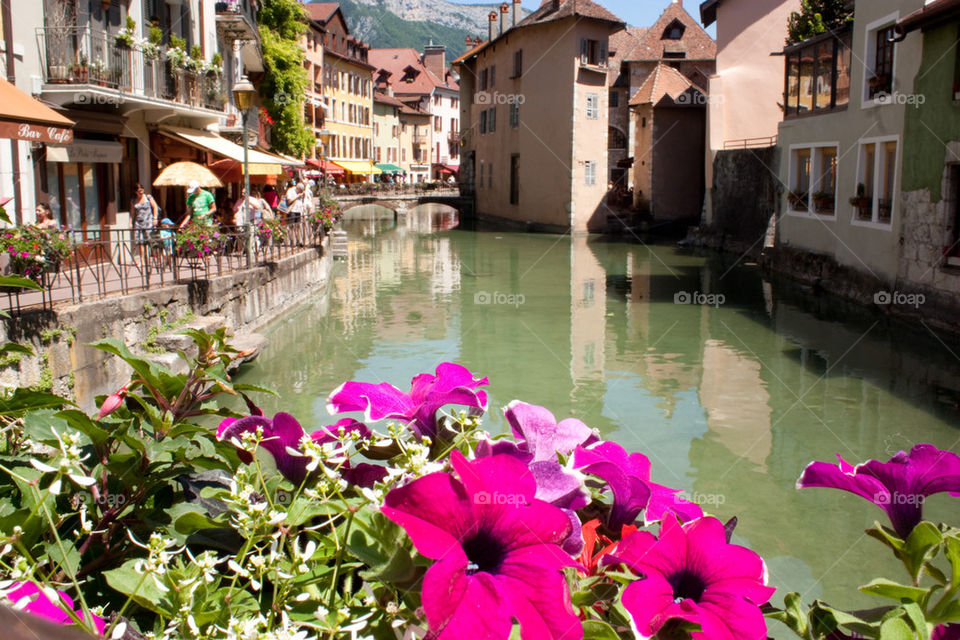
[332,190,471,218]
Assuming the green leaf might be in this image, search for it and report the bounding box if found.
[168,502,225,535]
[359,542,415,584]
[581,620,620,640]
[944,534,960,590]
[0,388,70,416]
[903,522,942,583]
[860,579,930,604]
[0,342,34,356]
[285,496,337,527]
[88,338,164,390]
[104,558,171,616]
[879,616,915,640]
[869,523,907,556]
[45,539,81,577]
[0,274,42,290]
[56,409,112,447]
[901,603,929,640]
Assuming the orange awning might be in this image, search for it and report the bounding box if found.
[0,78,74,144]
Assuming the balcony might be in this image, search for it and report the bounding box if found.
[412,132,427,145]
[215,1,264,72]
[38,27,226,114]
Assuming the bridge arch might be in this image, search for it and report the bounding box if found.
[339,200,402,215]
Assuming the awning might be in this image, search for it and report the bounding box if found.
[335,160,382,175]
[47,140,123,163]
[308,160,344,174]
[434,164,459,175]
[375,163,405,173]
[208,158,286,179]
[159,126,291,165]
[0,77,74,144]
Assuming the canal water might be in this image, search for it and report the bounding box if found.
[235,205,960,630]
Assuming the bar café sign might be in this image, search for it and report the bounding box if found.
[0,121,73,144]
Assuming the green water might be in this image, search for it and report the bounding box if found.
[235,205,960,630]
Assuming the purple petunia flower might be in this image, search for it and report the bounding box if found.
[476,402,597,555]
[934,624,960,640]
[217,413,386,488]
[327,362,489,440]
[382,451,582,640]
[797,444,960,538]
[0,581,106,635]
[574,441,703,530]
[609,514,775,640]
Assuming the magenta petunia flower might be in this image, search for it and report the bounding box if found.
[1,581,106,635]
[327,362,489,440]
[503,401,597,463]
[574,441,702,530]
[934,624,960,640]
[608,514,774,640]
[217,413,385,488]
[797,444,960,538]
[382,451,582,640]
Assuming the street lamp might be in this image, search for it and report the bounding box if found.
[318,128,332,196]
[232,75,256,263]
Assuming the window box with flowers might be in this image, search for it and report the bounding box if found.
[2,226,73,284]
[307,199,342,232]
[812,191,835,214]
[850,183,873,221]
[788,190,809,211]
[255,218,287,247]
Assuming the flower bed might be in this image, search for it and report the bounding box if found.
[0,337,956,639]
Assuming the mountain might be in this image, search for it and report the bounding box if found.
[322,0,531,59]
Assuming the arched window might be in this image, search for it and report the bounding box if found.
[609,126,627,150]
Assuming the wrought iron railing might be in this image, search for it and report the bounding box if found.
[0,220,324,313]
[36,27,225,111]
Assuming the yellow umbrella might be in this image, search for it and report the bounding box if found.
[153,161,224,188]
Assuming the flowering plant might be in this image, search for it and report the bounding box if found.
[174,222,221,260]
[255,217,287,245]
[307,197,342,231]
[3,226,72,282]
[0,349,956,640]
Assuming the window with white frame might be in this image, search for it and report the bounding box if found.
[585,161,597,186]
[586,94,599,119]
[863,14,899,104]
[854,138,898,225]
[788,143,839,216]
[509,102,519,128]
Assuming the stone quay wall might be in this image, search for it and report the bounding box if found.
[0,240,332,412]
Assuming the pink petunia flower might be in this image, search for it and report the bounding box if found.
[382,451,582,640]
[0,581,106,635]
[609,513,774,640]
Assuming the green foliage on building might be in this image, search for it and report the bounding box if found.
[786,0,854,45]
[257,0,315,157]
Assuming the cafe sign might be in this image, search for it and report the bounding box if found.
[0,120,73,144]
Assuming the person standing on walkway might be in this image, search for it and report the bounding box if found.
[34,203,59,230]
[182,180,217,228]
[262,185,279,210]
[131,183,159,244]
[284,181,304,223]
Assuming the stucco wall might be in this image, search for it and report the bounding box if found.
[777,0,926,283]
[651,106,705,223]
[0,242,331,412]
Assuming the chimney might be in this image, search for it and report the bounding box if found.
[423,44,446,81]
[499,2,508,35]
[489,11,498,41]
[465,35,473,48]
[512,0,521,27]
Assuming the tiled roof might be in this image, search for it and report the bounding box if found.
[627,2,716,61]
[368,48,459,97]
[608,26,648,84]
[630,62,706,106]
[304,2,340,24]
[456,0,625,64]
[517,0,624,28]
[374,90,406,107]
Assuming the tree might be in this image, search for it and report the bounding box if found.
[256,0,314,157]
[786,0,854,45]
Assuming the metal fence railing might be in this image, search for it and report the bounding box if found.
[0,220,324,314]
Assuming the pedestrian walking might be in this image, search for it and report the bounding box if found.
[131,183,159,244]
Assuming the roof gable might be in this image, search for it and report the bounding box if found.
[630,62,706,106]
[628,2,716,61]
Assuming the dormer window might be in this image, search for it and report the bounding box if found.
[663,20,685,41]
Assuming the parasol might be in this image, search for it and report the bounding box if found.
[153,161,224,188]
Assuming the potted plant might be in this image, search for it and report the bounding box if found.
[2,226,71,283]
[175,223,222,264]
[205,52,223,77]
[167,35,188,72]
[114,15,136,48]
[788,190,808,210]
[70,54,89,83]
[849,183,872,220]
[90,59,108,86]
[44,0,73,83]
[255,218,287,246]
[812,191,835,214]
[307,200,342,232]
